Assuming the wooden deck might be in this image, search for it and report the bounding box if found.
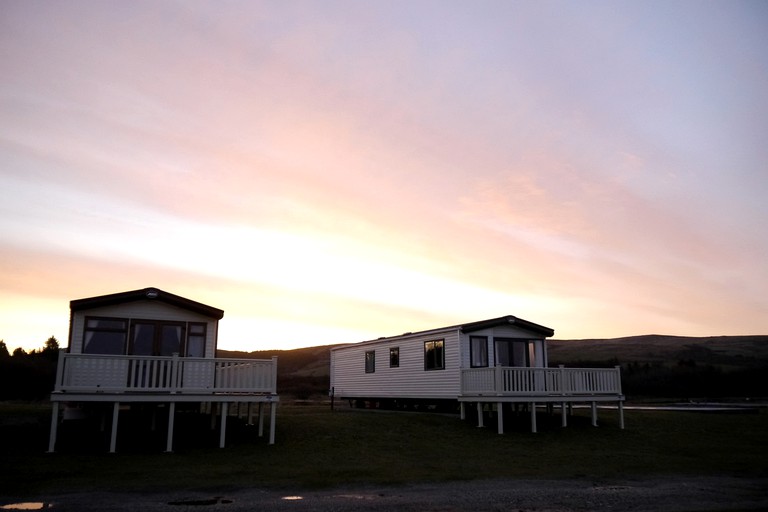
[48,351,280,452]
[458,366,625,433]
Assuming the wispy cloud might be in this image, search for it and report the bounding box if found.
[1,1,766,350]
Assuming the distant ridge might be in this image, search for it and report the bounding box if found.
[219,335,768,380]
[548,334,768,365]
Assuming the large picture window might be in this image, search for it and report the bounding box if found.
[495,338,533,367]
[83,317,128,355]
[424,339,445,370]
[130,320,186,357]
[82,317,206,357]
[365,350,376,373]
[470,336,488,367]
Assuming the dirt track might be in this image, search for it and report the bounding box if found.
[4,476,767,511]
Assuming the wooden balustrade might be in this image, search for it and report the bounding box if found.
[53,351,278,395]
[461,365,622,397]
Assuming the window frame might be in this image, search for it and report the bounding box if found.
[389,347,400,368]
[494,337,533,367]
[186,322,207,358]
[128,319,187,357]
[365,350,376,373]
[424,339,445,371]
[83,316,128,355]
[469,335,489,368]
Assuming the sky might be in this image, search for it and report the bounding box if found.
[1,1,767,353]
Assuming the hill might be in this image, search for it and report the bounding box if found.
[219,335,768,399]
[547,335,768,369]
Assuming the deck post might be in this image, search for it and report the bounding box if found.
[219,402,228,448]
[476,402,484,428]
[246,402,253,425]
[271,356,278,393]
[497,402,504,435]
[559,365,565,395]
[268,401,277,445]
[591,401,598,427]
[170,353,180,393]
[618,400,625,429]
[47,402,60,453]
[258,402,265,437]
[165,402,176,453]
[530,402,537,433]
[109,402,120,453]
[53,349,65,391]
[459,402,465,420]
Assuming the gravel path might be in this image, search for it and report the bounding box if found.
[4,476,767,511]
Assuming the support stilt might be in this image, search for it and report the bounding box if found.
[269,401,277,445]
[109,402,120,453]
[476,403,484,428]
[460,402,465,420]
[561,401,567,427]
[591,401,598,427]
[210,403,218,430]
[258,402,265,437]
[530,402,537,433]
[165,402,176,453]
[219,402,228,448]
[47,402,60,453]
[618,400,625,429]
[497,402,504,435]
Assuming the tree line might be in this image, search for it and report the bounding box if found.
[0,337,60,400]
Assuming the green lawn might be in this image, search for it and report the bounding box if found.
[1,402,766,496]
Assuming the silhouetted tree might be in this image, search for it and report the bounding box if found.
[0,340,9,359]
[12,347,27,357]
[41,336,60,361]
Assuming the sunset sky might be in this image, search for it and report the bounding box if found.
[2,1,767,353]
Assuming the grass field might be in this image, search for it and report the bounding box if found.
[1,402,766,497]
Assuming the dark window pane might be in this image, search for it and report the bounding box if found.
[87,318,126,330]
[425,340,444,370]
[160,325,182,356]
[187,336,205,357]
[132,324,155,355]
[389,347,399,368]
[84,332,125,354]
[470,336,488,367]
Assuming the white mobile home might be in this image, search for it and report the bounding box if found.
[330,315,624,433]
[48,287,279,452]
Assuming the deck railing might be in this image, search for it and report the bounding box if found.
[53,351,278,395]
[460,365,622,397]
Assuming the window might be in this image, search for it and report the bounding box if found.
[424,339,445,370]
[186,323,207,357]
[389,347,399,368]
[129,320,186,357]
[495,338,533,367]
[83,317,128,354]
[365,350,375,373]
[470,336,488,367]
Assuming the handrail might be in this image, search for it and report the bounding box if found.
[53,350,278,394]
